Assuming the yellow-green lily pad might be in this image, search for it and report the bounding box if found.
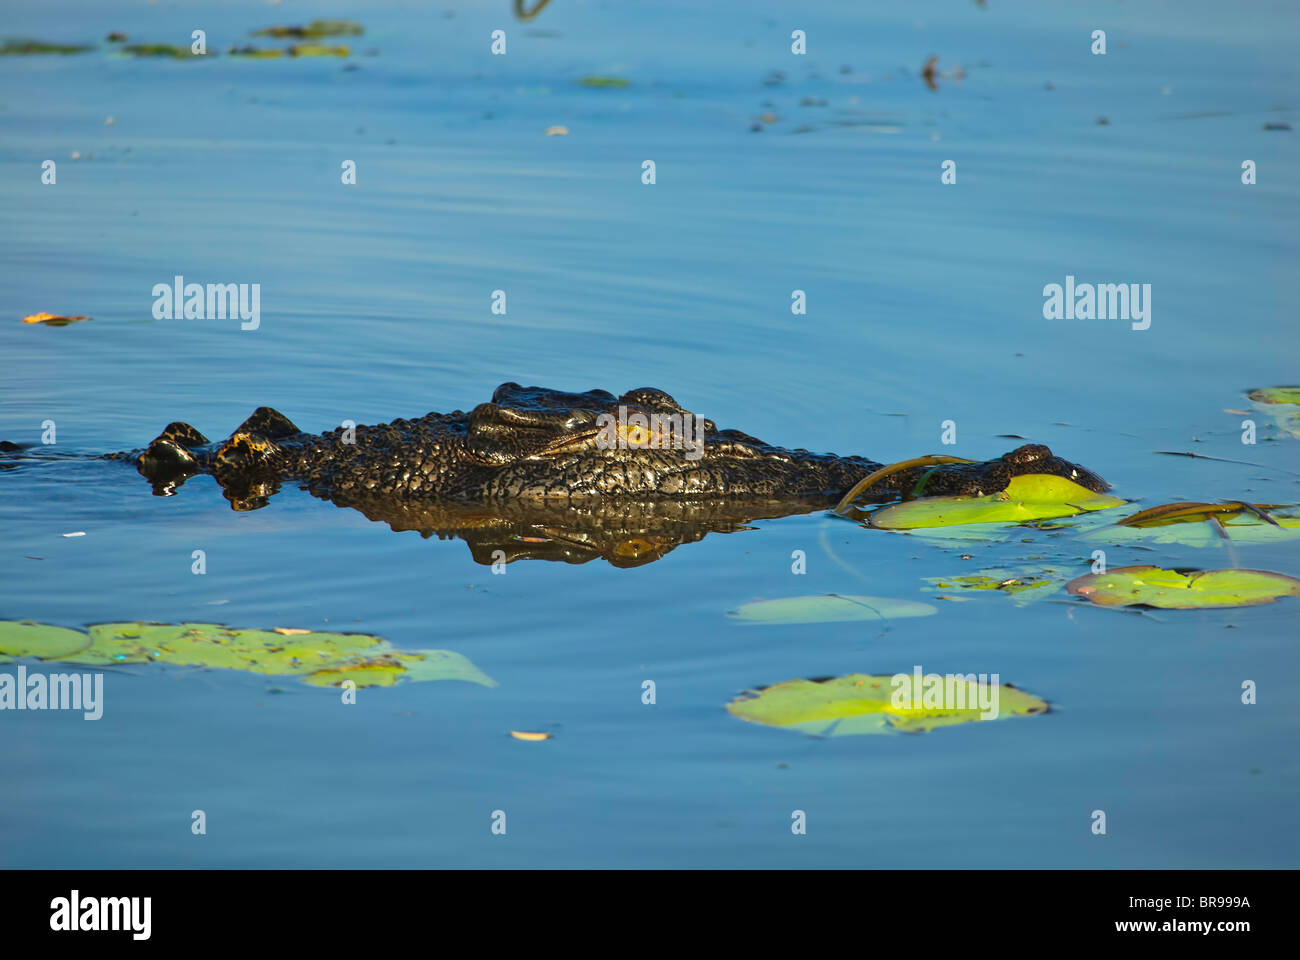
[1066,566,1300,609]
[301,656,407,688]
[727,594,937,624]
[0,621,92,662]
[301,648,498,689]
[1247,386,1300,438]
[726,673,1049,737]
[227,45,284,59]
[3,619,494,689]
[391,649,498,687]
[923,566,1066,605]
[1248,386,1300,405]
[867,474,1125,530]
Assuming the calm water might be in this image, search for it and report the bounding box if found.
[1,0,1298,867]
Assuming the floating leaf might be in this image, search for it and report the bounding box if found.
[726,673,1049,737]
[727,594,936,625]
[1,620,494,688]
[252,20,364,39]
[1066,566,1300,609]
[1084,508,1300,547]
[287,44,350,58]
[387,649,498,687]
[22,312,90,326]
[923,566,1066,605]
[577,75,630,88]
[509,731,553,741]
[867,474,1125,530]
[300,656,406,688]
[122,44,198,59]
[0,621,91,662]
[227,45,284,59]
[0,40,94,56]
[1116,501,1268,527]
[1247,386,1300,405]
[1247,386,1300,438]
[545,125,570,136]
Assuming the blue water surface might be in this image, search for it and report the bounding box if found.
[1,0,1297,867]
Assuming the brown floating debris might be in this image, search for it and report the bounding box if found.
[22,312,90,326]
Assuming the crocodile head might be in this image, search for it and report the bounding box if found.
[443,383,1108,502]
[118,381,1108,517]
[447,382,882,500]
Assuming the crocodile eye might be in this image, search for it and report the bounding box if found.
[622,424,651,446]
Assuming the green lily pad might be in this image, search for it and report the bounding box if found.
[0,621,92,662]
[391,649,498,687]
[867,474,1126,530]
[578,75,630,88]
[287,44,350,58]
[727,594,937,625]
[1247,386,1300,438]
[2,620,494,688]
[726,673,1049,737]
[0,40,94,56]
[301,656,407,688]
[252,20,364,39]
[1066,566,1300,609]
[301,648,497,689]
[227,45,284,59]
[122,44,199,59]
[1247,387,1300,405]
[923,566,1066,605]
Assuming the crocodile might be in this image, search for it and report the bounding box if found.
[119,378,1104,500]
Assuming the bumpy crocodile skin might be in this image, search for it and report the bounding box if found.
[124,382,1109,508]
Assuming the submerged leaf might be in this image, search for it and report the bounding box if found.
[726,673,1049,737]
[1066,566,1300,609]
[868,474,1125,530]
[727,594,936,624]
